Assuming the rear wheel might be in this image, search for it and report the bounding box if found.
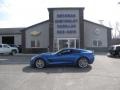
[11,50,17,55]
[77,57,88,68]
[35,59,45,69]
[118,52,120,57]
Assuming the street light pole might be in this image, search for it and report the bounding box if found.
[99,20,104,25]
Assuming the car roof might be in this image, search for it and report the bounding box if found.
[112,44,120,47]
[62,48,83,51]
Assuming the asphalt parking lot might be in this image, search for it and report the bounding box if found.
[0,53,120,90]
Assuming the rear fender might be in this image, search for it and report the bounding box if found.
[76,56,89,64]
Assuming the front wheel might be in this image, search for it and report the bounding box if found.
[77,57,88,68]
[35,59,45,69]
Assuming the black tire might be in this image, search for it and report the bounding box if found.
[118,52,120,57]
[11,50,17,55]
[110,52,115,56]
[77,57,88,68]
[35,59,45,69]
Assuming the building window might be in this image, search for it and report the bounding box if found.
[31,40,40,48]
[98,41,102,46]
[76,39,79,48]
[31,40,35,47]
[93,40,102,47]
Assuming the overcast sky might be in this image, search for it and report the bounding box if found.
[0,0,120,28]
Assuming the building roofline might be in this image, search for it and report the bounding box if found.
[21,19,112,32]
[21,20,49,31]
[0,28,24,30]
[48,7,84,11]
[84,19,112,30]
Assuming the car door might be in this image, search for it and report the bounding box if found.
[48,49,77,64]
[2,44,11,54]
[57,49,78,64]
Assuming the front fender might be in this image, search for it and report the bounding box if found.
[33,56,49,65]
[75,56,89,63]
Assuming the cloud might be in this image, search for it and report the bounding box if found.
[0,11,9,20]
[0,0,120,28]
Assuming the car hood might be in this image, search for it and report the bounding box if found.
[40,52,54,56]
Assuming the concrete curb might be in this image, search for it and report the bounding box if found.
[16,53,37,56]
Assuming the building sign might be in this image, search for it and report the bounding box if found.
[53,9,80,37]
[30,31,41,36]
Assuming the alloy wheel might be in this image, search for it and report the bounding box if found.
[35,59,45,69]
[78,58,88,68]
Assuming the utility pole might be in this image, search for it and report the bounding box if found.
[99,20,104,25]
[108,21,115,38]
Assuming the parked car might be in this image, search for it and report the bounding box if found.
[108,44,120,56]
[0,44,19,55]
[9,44,22,53]
[8,44,18,48]
[30,48,95,68]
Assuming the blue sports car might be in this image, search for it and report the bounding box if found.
[30,48,95,68]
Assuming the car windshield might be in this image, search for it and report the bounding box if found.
[54,49,64,54]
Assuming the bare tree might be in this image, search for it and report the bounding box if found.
[115,22,120,38]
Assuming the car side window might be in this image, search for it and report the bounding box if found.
[71,50,80,53]
[3,45,9,48]
[59,49,72,55]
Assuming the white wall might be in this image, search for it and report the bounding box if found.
[14,35,21,45]
[84,21,108,47]
[25,21,49,48]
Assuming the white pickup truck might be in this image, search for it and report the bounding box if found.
[0,44,19,55]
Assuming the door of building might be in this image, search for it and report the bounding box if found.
[2,36,14,44]
[57,38,77,50]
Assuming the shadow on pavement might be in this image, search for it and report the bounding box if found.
[107,55,120,59]
[23,65,92,74]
